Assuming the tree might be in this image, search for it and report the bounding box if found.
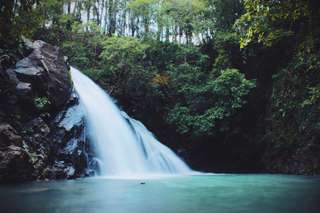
[167,67,255,137]
[235,0,311,48]
[128,0,156,35]
[99,36,150,94]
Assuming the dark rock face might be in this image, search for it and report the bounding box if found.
[13,40,72,110]
[263,138,320,175]
[0,40,92,183]
[0,124,34,182]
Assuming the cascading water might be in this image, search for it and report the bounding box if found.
[70,67,192,177]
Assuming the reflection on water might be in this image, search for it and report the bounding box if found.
[0,175,320,213]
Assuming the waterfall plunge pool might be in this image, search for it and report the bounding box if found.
[4,69,317,212]
[1,174,320,213]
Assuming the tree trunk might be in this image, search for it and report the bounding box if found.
[144,18,149,34]
[86,6,91,32]
[0,0,15,47]
[67,1,71,14]
[108,0,117,36]
[308,0,320,47]
[103,0,108,34]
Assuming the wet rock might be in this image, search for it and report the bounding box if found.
[86,157,102,176]
[59,138,80,156]
[56,103,84,131]
[0,68,20,114]
[13,40,72,111]
[0,40,93,183]
[0,124,22,147]
[16,82,32,96]
[25,117,51,136]
[0,125,34,182]
[53,102,88,178]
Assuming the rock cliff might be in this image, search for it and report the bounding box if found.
[0,40,93,183]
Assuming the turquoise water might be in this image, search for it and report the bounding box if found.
[0,175,319,213]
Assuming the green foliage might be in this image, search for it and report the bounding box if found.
[128,0,157,35]
[0,0,69,48]
[236,0,309,48]
[61,21,104,71]
[34,97,51,110]
[98,36,151,96]
[265,32,320,173]
[158,0,207,42]
[100,36,149,72]
[213,49,232,70]
[303,87,320,107]
[167,68,255,136]
[207,0,243,31]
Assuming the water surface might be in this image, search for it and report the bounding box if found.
[0,174,319,213]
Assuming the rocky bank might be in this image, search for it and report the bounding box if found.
[0,40,94,183]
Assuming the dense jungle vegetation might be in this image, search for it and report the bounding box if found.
[1,0,320,174]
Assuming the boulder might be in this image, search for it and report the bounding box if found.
[13,40,72,110]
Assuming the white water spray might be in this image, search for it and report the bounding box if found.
[70,67,192,177]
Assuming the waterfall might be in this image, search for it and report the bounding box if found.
[70,67,192,177]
